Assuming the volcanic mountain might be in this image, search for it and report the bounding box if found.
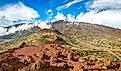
[1,21,121,60]
[52,21,121,50]
[0,21,121,70]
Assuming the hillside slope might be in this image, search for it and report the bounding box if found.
[0,26,40,42]
[0,28,76,52]
[52,21,121,50]
[0,22,121,71]
[1,21,121,60]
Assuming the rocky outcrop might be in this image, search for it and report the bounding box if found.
[0,43,121,71]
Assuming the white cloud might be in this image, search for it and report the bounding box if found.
[3,23,35,35]
[54,12,66,21]
[46,9,53,21]
[0,2,53,36]
[77,11,95,23]
[54,13,76,22]
[46,9,53,16]
[56,0,82,11]
[76,0,121,29]
[0,21,51,36]
[37,21,51,29]
[0,27,7,36]
[91,0,121,11]
[67,14,76,22]
[0,16,13,27]
[0,2,40,26]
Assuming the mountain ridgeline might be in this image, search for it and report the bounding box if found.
[0,21,121,70]
[0,21,121,60]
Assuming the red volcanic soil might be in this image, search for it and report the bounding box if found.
[0,42,121,71]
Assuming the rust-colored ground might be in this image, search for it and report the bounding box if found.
[0,42,121,71]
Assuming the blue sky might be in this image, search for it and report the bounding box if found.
[0,0,121,35]
[0,0,92,22]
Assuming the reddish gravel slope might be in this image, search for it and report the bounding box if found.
[0,42,121,71]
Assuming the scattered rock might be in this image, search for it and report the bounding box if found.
[0,43,121,71]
